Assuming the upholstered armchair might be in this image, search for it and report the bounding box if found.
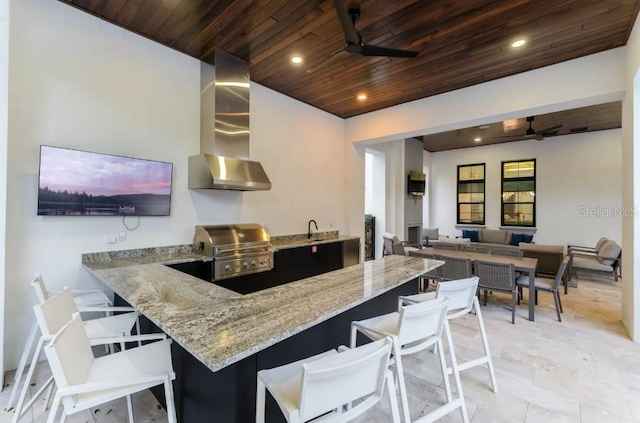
[383,232,421,256]
[569,239,621,282]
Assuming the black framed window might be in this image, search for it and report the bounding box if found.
[457,163,485,225]
[501,159,536,227]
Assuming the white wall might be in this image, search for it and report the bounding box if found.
[622,13,640,340]
[0,0,9,382]
[430,130,622,245]
[345,49,626,257]
[4,0,345,371]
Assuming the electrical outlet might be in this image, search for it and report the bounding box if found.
[107,234,117,244]
[118,231,127,242]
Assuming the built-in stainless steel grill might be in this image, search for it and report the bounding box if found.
[193,223,273,281]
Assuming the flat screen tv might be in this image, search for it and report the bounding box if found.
[37,145,173,216]
[407,170,426,196]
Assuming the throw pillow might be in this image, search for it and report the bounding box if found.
[522,234,534,243]
[461,229,479,242]
[510,233,524,246]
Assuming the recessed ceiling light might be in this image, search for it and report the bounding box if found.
[512,39,526,48]
[357,93,367,101]
[478,125,490,130]
[474,137,482,142]
[291,56,303,64]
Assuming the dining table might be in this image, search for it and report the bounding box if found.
[410,247,539,321]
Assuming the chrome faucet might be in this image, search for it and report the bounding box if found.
[307,220,318,239]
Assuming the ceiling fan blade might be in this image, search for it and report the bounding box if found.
[332,0,360,44]
[537,124,563,134]
[306,50,351,74]
[360,44,419,57]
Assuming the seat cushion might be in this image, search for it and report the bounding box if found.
[423,228,439,240]
[572,256,614,272]
[481,229,508,244]
[597,241,621,266]
[438,237,470,245]
[515,275,554,290]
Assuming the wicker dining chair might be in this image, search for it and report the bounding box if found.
[460,244,489,254]
[433,243,459,251]
[438,256,473,281]
[490,248,523,258]
[474,260,518,324]
[418,253,442,291]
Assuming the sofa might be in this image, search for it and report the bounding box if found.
[430,228,533,253]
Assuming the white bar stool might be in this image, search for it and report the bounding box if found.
[256,337,400,423]
[5,275,112,414]
[44,313,176,423]
[12,287,140,423]
[350,297,468,423]
[399,276,499,393]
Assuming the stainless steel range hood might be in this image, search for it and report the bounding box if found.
[188,50,271,191]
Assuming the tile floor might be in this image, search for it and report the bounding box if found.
[1,274,638,422]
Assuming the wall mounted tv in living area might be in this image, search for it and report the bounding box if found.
[407,170,426,196]
[37,145,173,216]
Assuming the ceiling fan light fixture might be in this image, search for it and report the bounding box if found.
[512,39,526,48]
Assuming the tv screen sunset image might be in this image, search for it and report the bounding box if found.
[37,146,173,216]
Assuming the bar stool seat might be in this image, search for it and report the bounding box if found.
[256,337,400,423]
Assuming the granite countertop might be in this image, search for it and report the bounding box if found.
[82,246,441,372]
[270,231,359,251]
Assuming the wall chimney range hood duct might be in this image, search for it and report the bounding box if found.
[188,50,271,191]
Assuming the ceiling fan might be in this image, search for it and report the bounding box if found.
[500,116,563,141]
[307,0,419,73]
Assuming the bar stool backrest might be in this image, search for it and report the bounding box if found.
[32,287,78,337]
[298,337,393,422]
[31,274,50,303]
[44,314,95,408]
[435,277,480,319]
[396,297,449,354]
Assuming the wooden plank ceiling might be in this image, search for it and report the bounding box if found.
[57,0,636,148]
[420,101,622,152]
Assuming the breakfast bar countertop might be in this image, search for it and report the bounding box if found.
[82,246,441,372]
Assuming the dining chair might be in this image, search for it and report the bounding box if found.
[256,337,400,423]
[517,258,568,322]
[433,243,459,251]
[474,260,518,324]
[491,248,523,258]
[43,313,177,423]
[416,253,442,291]
[398,276,498,393]
[5,275,113,414]
[12,287,140,423]
[438,256,473,281]
[350,297,468,423]
[460,244,489,254]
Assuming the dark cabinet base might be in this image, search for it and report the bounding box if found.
[116,277,418,422]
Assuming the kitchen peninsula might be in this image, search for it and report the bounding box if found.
[82,244,442,422]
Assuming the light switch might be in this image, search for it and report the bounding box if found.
[119,231,127,241]
[107,234,117,244]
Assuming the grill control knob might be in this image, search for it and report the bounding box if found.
[242,261,249,269]
[251,260,257,267]
[224,265,232,272]
[259,258,265,265]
